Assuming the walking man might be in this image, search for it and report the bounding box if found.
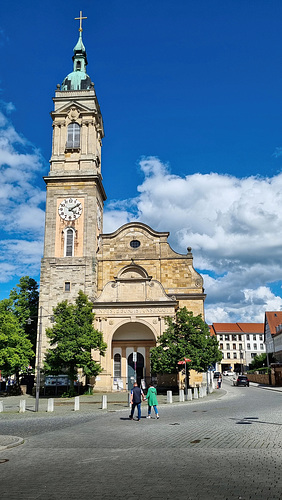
[129,382,144,421]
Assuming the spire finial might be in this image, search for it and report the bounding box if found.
[75,11,87,32]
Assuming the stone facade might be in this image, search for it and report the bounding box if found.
[37,29,206,392]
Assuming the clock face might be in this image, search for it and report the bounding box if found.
[58,198,83,221]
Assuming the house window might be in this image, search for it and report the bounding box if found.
[219,335,223,341]
[227,352,231,359]
[226,343,230,350]
[251,353,256,358]
[247,343,251,350]
[239,343,243,350]
[114,353,121,378]
[65,282,70,292]
[238,335,242,341]
[232,335,236,341]
[246,334,250,340]
[260,344,264,350]
[254,343,257,350]
[65,228,75,257]
[233,353,237,359]
[225,335,229,341]
[259,335,263,341]
[220,343,223,349]
[66,122,80,149]
[253,335,256,341]
[233,344,236,350]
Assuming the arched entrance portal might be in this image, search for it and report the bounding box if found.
[128,352,144,390]
[112,322,156,391]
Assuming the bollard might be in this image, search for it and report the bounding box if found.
[128,392,131,407]
[74,395,80,411]
[167,390,173,404]
[47,398,54,412]
[0,400,3,412]
[179,389,184,402]
[199,387,203,398]
[102,395,107,409]
[193,388,198,399]
[19,399,26,413]
[187,389,192,401]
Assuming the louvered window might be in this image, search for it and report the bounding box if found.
[114,353,121,378]
[65,228,74,257]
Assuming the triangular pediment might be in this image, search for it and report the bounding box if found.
[52,100,96,117]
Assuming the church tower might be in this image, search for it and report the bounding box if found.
[38,14,106,363]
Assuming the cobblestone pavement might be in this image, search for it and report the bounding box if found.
[1,382,282,499]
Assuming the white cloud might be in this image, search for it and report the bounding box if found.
[0,103,46,285]
[104,156,282,322]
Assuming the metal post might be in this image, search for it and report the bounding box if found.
[35,306,42,412]
[185,361,188,401]
[206,371,210,394]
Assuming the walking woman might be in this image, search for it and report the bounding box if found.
[146,382,159,419]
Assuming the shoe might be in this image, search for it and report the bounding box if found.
[129,415,133,420]
[147,415,151,419]
[137,418,140,421]
[156,415,159,419]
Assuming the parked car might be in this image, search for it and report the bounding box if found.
[213,372,221,379]
[233,375,249,387]
[223,371,233,376]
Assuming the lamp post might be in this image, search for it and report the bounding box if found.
[27,306,53,412]
[240,349,244,375]
[178,358,191,400]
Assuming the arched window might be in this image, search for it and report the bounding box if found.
[64,228,75,257]
[66,123,80,149]
[114,353,121,378]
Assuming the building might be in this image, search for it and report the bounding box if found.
[264,311,282,364]
[210,323,265,372]
[37,17,206,392]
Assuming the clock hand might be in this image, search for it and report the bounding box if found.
[69,203,80,212]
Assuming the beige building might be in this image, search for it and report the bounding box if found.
[38,22,205,392]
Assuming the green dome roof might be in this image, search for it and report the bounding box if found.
[61,32,92,91]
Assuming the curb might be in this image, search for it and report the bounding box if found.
[0,436,24,451]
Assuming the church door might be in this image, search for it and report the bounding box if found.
[127,353,144,391]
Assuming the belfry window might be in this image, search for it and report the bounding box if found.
[66,122,80,149]
[114,353,121,378]
[65,228,75,257]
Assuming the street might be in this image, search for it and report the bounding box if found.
[1,380,282,499]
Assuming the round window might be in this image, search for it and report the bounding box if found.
[130,240,141,249]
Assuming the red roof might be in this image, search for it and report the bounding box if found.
[212,323,242,333]
[212,323,264,334]
[265,312,282,336]
[237,323,264,334]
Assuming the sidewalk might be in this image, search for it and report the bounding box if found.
[0,388,223,450]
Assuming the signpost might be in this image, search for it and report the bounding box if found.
[133,351,137,383]
[178,358,191,400]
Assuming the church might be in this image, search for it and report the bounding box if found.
[38,15,206,392]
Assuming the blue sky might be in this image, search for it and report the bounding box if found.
[2,0,282,322]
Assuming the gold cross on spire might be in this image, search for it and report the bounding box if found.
[75,11,87,32]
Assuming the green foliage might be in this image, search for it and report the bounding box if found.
[150,307,222,374]
[249,353,267,370]
[9,276,39,357]
[0,298,34,382]
[44,291,107,389]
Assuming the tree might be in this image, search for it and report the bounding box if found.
[44,291,107,393]
[0,299,34,386]
[249,353,267,370]
[9,276,39,358]
[150,307,222,374]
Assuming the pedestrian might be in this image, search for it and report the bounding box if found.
[146,382,159,419]
[129,382,145,421]
[217,374,222,389]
